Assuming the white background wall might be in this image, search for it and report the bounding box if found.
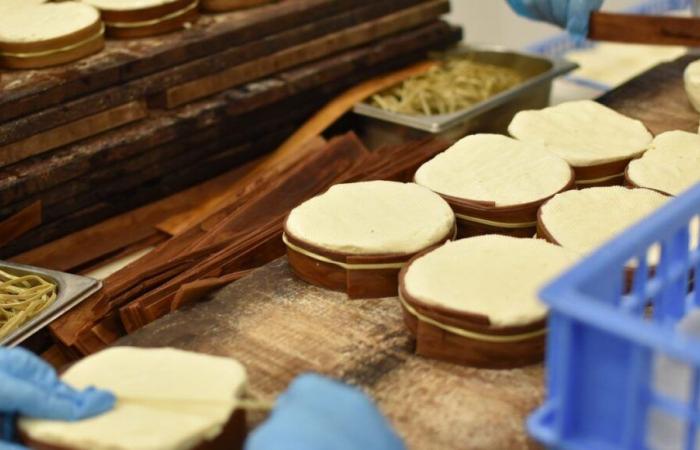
[445,0,645,48]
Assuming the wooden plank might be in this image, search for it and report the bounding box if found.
[597,55,700,135]
[0,21,459,208]
[201,0,275,12]
[118,259,542,450]
[0,0,424,147]
[0,101,148,167]
[162,0,450,107]
[0,201,42,247]
[589,12,700,47]
[0,0,383,123]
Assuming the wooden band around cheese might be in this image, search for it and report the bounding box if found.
[104,0,199,28]
[399,293,547,343]
[0,24,105,58]
[573,158,632,185]
[282,234,407,271]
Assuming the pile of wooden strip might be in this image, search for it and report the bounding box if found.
[44,132,452,358]
[0,0,460,257]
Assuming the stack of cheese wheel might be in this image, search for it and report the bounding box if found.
[399,235,576,368]
[509,100,653,187]
[20,347,249,450]
[414,134,574,238]
[81,0,199,39]
[0,0,104,69]
[626,131,700,196]
[284,180,456,299]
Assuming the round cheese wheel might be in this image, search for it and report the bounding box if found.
[508,100,653,167]
[19,347,247,450]
[540,187,668,257]
[286,180,455,255]
[685,59,700,113]
[403,235,576,327]
[0,2,99,43]
[627,131,700,196]
[414,134,572,207]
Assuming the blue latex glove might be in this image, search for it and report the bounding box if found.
[246,374,405,450]
[0,347,115,449]
[507,0,604,38]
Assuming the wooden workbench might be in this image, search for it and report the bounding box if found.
[118,259,542,450]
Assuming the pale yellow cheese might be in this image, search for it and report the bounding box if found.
[627,131,700,196]
[414,134,572,207]
[20,347,247,450]
[403,235,577,327]
[685,59,700,113]
[540,187,668,259]
[81,0,180,10]
[0,2,99,43]
[286,181,455,255]
[508,100,653,167]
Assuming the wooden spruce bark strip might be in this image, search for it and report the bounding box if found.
[105,132,369,337]
[0,201,42,248]
[0,0,382,123]
[162,0,449,107]
[11,158,258,272]
[0,21,458,207]
[0,102,148,168]
[170,269,255,311]
[0,129,289,258]
[76,232,168,277]
[0,0,424,147]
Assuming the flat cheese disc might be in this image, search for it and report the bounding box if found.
[0,2,99,43]
[20,347,248,450]
[508,100,653,167]
[627,131,700,196]
[81,0,180,10]
[540,187,668,259]
[403,236,577,326]
[286,181,455,255]
[414,134,572,206]
[685,60,700,113]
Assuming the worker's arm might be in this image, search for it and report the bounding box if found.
[246,374,405,450]
[0,348,115,449]
[506,0,604,37]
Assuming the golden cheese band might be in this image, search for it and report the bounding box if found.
[20,347,248,450]
[627,131,700,196]
[286,180,455,255]
[508,100,653,167]
[414,134,571,207]
[0,1,99,43]
[403,236,577,327]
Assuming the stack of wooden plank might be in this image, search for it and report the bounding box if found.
[0,0,461,257]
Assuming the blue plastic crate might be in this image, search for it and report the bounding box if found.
[529,183,700,450]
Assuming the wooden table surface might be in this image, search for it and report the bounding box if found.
[119,259,543,450]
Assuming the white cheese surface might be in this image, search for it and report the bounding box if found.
[286,181,455,255]
[0,2,99,43]
[415,134,572,206]
[508,100,653,167]
[403,236,576,327]
[684,59,700,113]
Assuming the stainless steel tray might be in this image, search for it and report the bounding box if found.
[0,260,101,347]
[353,44,578,135]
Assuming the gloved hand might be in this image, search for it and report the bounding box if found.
[0,347,115,449]
[246,374,405,450]
[507,0,604,38]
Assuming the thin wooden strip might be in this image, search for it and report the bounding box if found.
[588,11,700,46]
[201,0,275,12]
[0,201,42,248]
[162,0,449,107]
[0,101,148,168]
